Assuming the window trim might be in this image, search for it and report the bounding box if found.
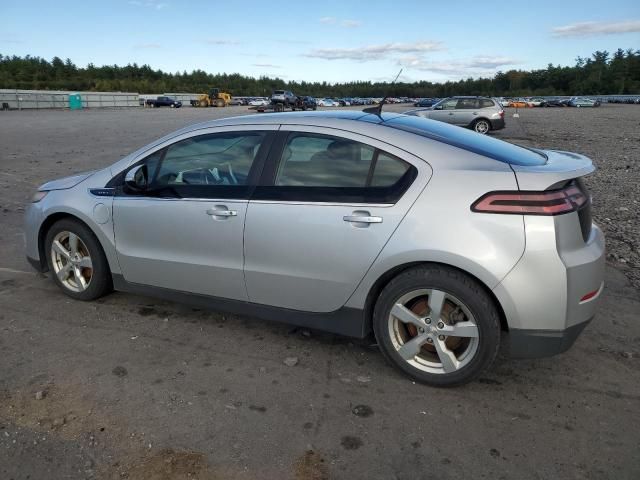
[109,130,275,200]
[252,130,417,204]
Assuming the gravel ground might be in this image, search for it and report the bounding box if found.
[0,105,638,480]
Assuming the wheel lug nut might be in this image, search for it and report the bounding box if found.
[437,322,445,329]
[438,335,445,341]
[425,318,431,324]
[418,327,425,333]
[426,338,433,344]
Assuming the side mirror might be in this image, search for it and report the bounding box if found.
[434,105,443,110]
[124,164,149,192]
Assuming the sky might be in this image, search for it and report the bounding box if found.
[1,0,639,83]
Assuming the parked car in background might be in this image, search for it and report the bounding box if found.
[507,98,530,108]
[318,98,337,107]
[248,97,269,106]
[404,96,505,134]
[271,90,297,107]
[569,97,601,107]
[527,97,544,107]
[337,98,352,106]
[145,96,182,108]
[294,96,317,111]
[25,110,605,387]
[540,98,567,107]
[229,98,245,106]
[414,98,439,107]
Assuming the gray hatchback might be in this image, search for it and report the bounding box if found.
[404,96,505,134]
[24,111,604,386]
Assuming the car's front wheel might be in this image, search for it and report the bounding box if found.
[45,219,112,301]
[373,265,500,386]
[472,119,491,134]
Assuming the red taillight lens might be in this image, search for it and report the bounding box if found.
[472,184,588,215]
[499,110,505,118]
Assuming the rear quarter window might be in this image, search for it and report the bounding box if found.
[387,115,547,166]
[480,99,495,108]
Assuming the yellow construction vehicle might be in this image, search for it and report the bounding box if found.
[191,88,232,107]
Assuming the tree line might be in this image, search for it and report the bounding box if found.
[1,49,639,97]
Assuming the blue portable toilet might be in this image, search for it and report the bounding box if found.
[69,94,83,110]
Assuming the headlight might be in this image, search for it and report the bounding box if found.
[31,191,49,203]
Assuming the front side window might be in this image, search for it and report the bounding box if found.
[119,131,268,198]
[256,133,416,203]
[155,132,266,187]
[440,99,459,110]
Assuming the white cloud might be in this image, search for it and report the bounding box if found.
[253,63,281,68]
[319,17,362,28]
[399,55,519,76]
[202,38,240,45]
[129,0,167,10]
[305,41,444,61]
[552,20,640,37]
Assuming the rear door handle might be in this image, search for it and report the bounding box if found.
[343,215,382,223]
[343,211,383,226]
[206,206,237,218]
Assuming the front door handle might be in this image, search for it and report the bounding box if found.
[206,206,237,218]
[343,211,383,227]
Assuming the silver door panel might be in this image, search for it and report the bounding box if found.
[113,198,248,300]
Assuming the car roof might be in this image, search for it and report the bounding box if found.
[184,110,403,130]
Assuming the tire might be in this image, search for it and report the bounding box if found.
[215,99,225,107]
[45,219,112,301]
[472,119,491,134]
[274,103,284,112]
[170,104,175,108]
[199,100,208,107]
[372,265,500,387]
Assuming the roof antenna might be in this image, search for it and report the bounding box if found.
[363,68,403,116]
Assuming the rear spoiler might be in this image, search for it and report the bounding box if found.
[510,150,595,190]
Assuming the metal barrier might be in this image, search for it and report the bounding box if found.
[0,89,140,109]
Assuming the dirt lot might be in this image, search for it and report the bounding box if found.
[0,105,639,480]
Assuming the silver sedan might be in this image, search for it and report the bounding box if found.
[24,111,605,386]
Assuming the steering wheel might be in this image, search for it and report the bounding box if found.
[216,163,238,185]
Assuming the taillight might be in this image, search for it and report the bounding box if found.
[499,110,505,118]
[471,183,588,215]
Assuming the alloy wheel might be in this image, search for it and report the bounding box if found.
[50,231,93,292]
[388,289,479,374]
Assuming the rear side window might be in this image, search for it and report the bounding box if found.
[276,134,374,187]
[456,98,478,109]
[480,99,495,108]
[256,133,417,203]
[371,152,410,187]
[387,116,547,166]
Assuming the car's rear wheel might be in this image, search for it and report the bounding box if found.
[45,219,112,301]
[472,119,490,134]
[373,266,500,386]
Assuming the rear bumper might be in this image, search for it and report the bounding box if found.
[507,317,592,358]
[493,217,605,358]
[490,117,505,130]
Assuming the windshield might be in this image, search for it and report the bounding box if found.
[386,115,547,166]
